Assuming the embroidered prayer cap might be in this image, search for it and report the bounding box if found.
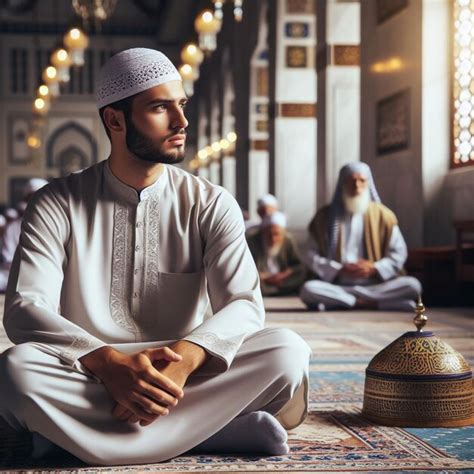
[257,193,278,209]
[327,162,381,259]
[96,48,182,109]
[262,211,287,229]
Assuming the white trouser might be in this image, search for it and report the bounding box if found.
[300,276,422,310]
[0,327,311,466]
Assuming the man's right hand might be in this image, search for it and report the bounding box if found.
[79,346,185,423]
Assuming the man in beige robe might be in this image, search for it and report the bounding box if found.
[300,162,421,311]
[0,48,311,466]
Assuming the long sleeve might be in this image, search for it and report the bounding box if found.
[373,225,407,281]
[3,186,106,367]
[182,189,265,373]
[304,236,342,283]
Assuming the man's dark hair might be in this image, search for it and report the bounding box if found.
[98,95,135,139]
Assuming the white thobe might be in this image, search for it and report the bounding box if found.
[300,213,422,310]
[0,160,310,465]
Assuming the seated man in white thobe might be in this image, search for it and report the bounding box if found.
[300,162,421,312]
[0,48,311,466]
[247,212,306,296]
[0,179,48,293]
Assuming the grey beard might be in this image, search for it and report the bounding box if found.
[343,189,370,214]
[125,117,185,165]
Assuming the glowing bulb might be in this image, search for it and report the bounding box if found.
[220,139,230,149]
[205,146,213,156]
[203,11,214,22]
[227,132,237,142]
[187,44,197,55]
[57,49,68,62]
[34,98,45,110]
[46,66,57,79]
[70,28,81,40]
[27,134,41,149]
[211,142,221,152]
[38,85,49,96]
[198,149,208,160]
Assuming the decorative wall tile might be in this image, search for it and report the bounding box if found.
[286,46,307,68]
[251,140,269,150]
[285,22,309,38]
[286,0,316,14]
[333,45,360,66]
[279,103,317,117]
[256,120,268,132]
[256,103,269,115]
[256,67,269,96]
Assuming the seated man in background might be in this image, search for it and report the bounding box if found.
[300,162,421,311]
[245,193,279,233]
[248,211,306,296]
[0,179,48,293]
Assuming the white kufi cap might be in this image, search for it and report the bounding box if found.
[257,193,278,208]
[97,48,182,109]
[262,211,287,229]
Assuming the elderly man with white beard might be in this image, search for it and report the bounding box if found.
[300,162,421,311]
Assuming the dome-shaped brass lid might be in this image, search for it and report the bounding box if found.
[366,299,472,380]
[363,299,474,427]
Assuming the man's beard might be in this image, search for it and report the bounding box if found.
[264,239,284,257]
[125,116,185,165]
[343,188,370,214]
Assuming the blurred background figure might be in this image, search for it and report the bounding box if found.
[0,178,48,292]
[300,162,421,311]
[246,194,279,233]
[247,211,306,296]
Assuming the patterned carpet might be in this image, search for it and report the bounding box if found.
[0,295,473,472]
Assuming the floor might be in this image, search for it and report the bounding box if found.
[0,294,473,472]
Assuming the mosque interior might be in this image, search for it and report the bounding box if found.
[0,0,473,472]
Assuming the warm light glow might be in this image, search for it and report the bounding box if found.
[46,66,57,79]
[453,0,474,167]
[57,49,68,61]
[227,132,237,142]
[371,57,403,73]
[38,85,49,96]
[203,11,214,22]
[70,28,81,40]
[181,43,204,66]
[220,138,230,149]
[211,141,221,152]
[34,98,46,110]
[27,134,41,149]
[187,44,197,55]
[205,145,213,156]
[189,158,200,170]
[198,149,208,160]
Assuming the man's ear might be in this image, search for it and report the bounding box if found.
[103,107,125,133]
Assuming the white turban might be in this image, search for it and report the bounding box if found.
[262,211,287,229]
[97,48,182,109]
[257,194,278,209]
[24,178,48,195]
[4,208,19,220]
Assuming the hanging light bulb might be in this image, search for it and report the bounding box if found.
[33,97,50,116]
[179,63,197,97]
[50,48,72,82]
[64,27,89,66]
[181,43,204,67]
[227,131,237,143]
[212,0,225,20]
[42,66,60,97]
[234,0,243,22]
[194,9,222,54]
[27,130,42,149]
[37,84,50,98]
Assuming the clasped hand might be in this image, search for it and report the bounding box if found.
[341,259,376,279]
[81,346,186,427]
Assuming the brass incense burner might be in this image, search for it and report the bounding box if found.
[362,299,474,427]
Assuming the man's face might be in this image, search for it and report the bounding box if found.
[258,204,277,219]
[263,224,285,249]
[124,81,189,164]
[344,172,368,197]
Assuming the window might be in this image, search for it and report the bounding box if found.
[453,0,474,168]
